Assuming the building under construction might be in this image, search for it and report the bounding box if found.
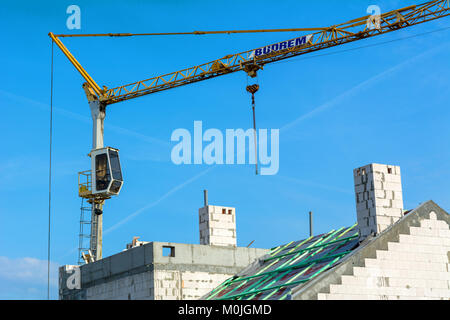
[53,0,450,300]
[60,163,450,300]
[60,193,268,300]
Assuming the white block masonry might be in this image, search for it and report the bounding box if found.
[82,270,232,300]
[317,211,450,300]
[154,270,231,300]
[354,164,404,241]
[199,205,237,247]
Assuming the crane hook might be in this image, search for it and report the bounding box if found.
[246,84,259,175]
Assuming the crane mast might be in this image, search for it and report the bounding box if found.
[48,0,450,263]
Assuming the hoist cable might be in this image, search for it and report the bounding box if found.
[251,96,258,175]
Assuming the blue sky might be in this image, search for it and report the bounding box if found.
[0,0,449,299]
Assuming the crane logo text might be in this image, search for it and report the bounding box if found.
[249,35,312,58]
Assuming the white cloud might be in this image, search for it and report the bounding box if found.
[0,256,58,287]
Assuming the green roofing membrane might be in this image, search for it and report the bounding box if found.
[204,224,359,300]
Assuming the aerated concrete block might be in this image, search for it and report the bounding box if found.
[198,204,237,247]
[354,163,404,241]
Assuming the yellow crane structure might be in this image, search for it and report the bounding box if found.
[48,0,450,263]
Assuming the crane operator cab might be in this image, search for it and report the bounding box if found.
[90,147,123,197]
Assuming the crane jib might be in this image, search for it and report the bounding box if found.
[249,34,312,59]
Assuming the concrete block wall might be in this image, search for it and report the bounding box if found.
[59,241,268,300]
[199,205,237,247]
[317,211,450,300]
[181,271,230,300]
[154,270,182,300]
[85,272,154,300]
[354,163,404,240]
[63,260,235,300]
[59,265,81,299]
[154,270,231,300]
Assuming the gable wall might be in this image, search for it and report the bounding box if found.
[317,211,450,300]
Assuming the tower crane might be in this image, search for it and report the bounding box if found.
[48,0,450,263]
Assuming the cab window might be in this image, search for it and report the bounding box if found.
[109,150,122,181]
[95,153,110,191]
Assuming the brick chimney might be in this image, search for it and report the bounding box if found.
[353,163,404,241]
[199,190,237,247]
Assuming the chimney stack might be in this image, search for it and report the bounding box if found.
[199,191,237,247]
[354,163,404,241]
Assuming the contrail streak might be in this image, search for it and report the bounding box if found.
[104,166,215,235]
[280,42,449,133]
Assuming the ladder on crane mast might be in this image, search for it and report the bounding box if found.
[78,198,92,265]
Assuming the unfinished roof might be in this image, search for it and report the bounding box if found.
[205,200,450,300]
[203,224,359,300]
